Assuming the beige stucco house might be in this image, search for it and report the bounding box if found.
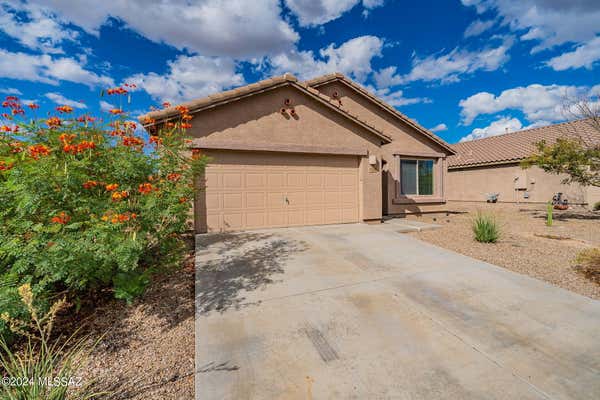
[447,119,600,208]
[141,73,455,233]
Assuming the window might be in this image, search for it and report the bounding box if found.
[400,159,434,195]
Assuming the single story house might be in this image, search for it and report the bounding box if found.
[446,119,600,208]
[141,73,455,233]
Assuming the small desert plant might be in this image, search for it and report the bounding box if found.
[0,284,104,400]
[546,202,553,226]
[593,201,600,211]
[472,213,500,243]
[575,248,600,283]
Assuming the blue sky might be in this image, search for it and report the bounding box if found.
[0,0,599,143]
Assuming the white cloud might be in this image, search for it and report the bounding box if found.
[35,0,298,59]
[127,54,244,104]
[0,87,22,95]
[461,0,600,54]
[403,36,513,84]
[269,35,384,82]
[464,19,495,38]
[367,86,429,107]
[99,100,115,112]
[0,2,79,54]
[45,92,87,109]
[458,83,595,125]
[546,36,600,71]
[460,116,523,142]
[430,123,448,132]
[374,37,513,86]
[284,0,384,26]
[0,49,113,87]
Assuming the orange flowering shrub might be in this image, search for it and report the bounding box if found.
[0,96,206,336]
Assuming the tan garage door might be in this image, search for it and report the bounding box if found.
[196,151,359,232]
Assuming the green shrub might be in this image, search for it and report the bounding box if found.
[593,201,600,211]
[546,202,553,226]
[472,213,500,243]
[0,284,104,400]
[0,93,206,338]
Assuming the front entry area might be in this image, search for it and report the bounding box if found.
[195,150,360,232]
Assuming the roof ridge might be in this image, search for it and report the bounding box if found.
[304,72,455,155]
[453,118,591,146]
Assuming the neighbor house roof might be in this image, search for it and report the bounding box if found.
[448,119,600,169]
[139,73,392,144]
[305,72,455,154]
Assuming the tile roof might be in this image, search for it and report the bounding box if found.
[448,119,600,169]
[305,72,455,154]
[139,73,392,143]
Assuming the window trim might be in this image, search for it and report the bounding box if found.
[395,156,440,202]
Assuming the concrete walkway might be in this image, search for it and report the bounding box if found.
[195,223,600,400]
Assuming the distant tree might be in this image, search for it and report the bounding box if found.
[522,96,600,188]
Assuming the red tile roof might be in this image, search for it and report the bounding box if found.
[448,119,600,169]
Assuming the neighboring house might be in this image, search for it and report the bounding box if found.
[447,119,600,208]
[141,73,455,233]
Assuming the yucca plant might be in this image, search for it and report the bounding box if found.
[472,212,500,243]
[0,284,104,400]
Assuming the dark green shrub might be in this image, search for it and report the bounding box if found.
[593,201,600,211]
[0,92,206,338]
[472,213,500,243]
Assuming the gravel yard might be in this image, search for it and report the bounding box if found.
[63,236,196,400]
[407,202,600,300]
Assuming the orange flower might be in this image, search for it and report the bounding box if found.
[149,136,162,145]
[181,113,192,121]
[103,211,137,224]
[181,122,192,129]
[56,105,74,113]
[51,212,70,225]
[107,87,128,95]
[162,102,171,108]
[167,173,182,182]
[122,136,144,147]
[0,161,13,171]
[111,190,129,201]
[141,116,155,125]
[9,142,23,153]
[46,117,61,128]
[0,125,11,132]
[109,108,123,115]
[28,144,51,159]
[123,121,137,131]
[27,103,39,109]
[77,115,96,123]
[82,180,98,189]
[175,105,189,114]
[105,183,119,191]
[59,133,76,144]
[77,140,96,152]
[191,148,201,159]
[179,197,188,203]
[138,183,154,194]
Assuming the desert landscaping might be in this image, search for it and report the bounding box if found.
[409,203,600,299]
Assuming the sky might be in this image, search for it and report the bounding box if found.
[0,0,599,144]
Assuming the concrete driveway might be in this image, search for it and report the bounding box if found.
[195,223,600,399]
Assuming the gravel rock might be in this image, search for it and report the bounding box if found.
[408,203,600,300]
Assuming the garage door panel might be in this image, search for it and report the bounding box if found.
[245,173,266,188]
[198,151,359,232]
[268,173,285,187]
[223,173,242,189]
[223,193,243,209]
[245,212,266,228]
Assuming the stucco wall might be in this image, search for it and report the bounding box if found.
[186,85,384,221]
[313,81,452,215]
[447,163,588,205]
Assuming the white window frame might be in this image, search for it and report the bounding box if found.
[398,158,435,196]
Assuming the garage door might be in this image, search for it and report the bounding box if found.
[196,151,359,232]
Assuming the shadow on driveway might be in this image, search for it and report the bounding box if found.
[196,232,307,315]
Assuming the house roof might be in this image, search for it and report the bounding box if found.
[139,73,392,144]
[304,72,455,154]
[448,119,600,169]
